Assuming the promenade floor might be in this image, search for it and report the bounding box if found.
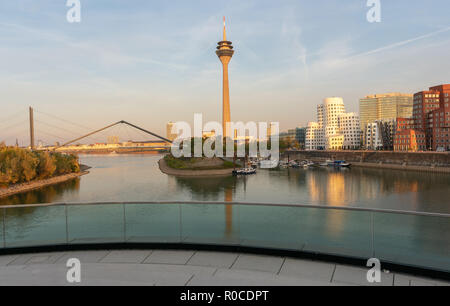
[0,250,448,286]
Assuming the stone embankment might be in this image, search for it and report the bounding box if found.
[283,151,450,173]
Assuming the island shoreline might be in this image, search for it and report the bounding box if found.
[0,171,89,199]
[158,158,234,177]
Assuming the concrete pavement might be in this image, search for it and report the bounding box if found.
[0,250,448,286]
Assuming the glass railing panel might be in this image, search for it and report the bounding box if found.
[374,212,450,272]
[299,208,372,259]
[4,205,66,248]
[239,205,307,251]
[239,206,372,258]
[125,203,180,243]
[67,204,124,244]
[181,204,239,245]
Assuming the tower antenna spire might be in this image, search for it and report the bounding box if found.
[223,16,226,41]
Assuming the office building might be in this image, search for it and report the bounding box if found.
[360,93,413,143]
[394,129,426,152]
[339,113,361,150]
[413,84,450,151]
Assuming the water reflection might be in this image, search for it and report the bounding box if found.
[0,178,80,206]
[174,176,237,238]
[1,155,449,213]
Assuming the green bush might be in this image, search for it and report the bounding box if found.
[0,147,80,187]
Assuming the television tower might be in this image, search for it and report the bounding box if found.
[216,17,234,138]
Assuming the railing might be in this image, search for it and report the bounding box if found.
[1,201,449,273]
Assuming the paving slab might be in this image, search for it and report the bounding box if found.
[188,269,331,286]
[187,251,238,268]
[55,250,111,264]
[144,250,194,265]
[332,264,394,286]
[231,254,284,274]
[100,250,152,264]
[393,274,410,286]
[279,258,335,282]
[394,273,450,286]
[0,255,19,266]
[7,252,66,266]
[81,263,192,286]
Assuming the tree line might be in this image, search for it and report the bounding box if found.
[0,143,80,186]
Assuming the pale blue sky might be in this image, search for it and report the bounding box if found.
[1,0,449,144]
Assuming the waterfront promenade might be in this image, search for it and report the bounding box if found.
[0,249,448,286]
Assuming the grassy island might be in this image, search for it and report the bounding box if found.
[164,154,235,170]
[0,145,80,187]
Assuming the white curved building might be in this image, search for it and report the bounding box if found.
[305,97,361,150]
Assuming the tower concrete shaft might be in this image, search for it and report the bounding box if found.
[216,17,234,138]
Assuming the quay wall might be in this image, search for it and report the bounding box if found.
[282,151,450,173]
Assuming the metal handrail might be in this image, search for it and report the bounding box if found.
[1,201,449,218]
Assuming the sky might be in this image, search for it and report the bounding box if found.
[1,0,450,145]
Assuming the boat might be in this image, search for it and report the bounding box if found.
[303,161,315,168]
[279,160,289,168]
[332,160,352,168]
[249,160,259,168]
[232,168,257,176]
[289,161,300,168]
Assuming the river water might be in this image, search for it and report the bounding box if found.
[1,154,450,213]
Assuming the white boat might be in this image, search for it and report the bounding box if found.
[303,161,315,168]
[233,168,257,176]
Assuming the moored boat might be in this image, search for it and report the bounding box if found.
[232,168,257,176]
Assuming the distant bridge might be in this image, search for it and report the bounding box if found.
[0,107,172,149]
[53,120,172,150]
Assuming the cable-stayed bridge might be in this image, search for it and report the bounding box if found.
[0,107,171,153]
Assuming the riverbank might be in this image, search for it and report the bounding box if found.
[350,162,450,173]
[283,150,450,173]
[158,158,235,177]
[0,170,89,199]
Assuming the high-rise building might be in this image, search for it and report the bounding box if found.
[339,113,361,150]
[364,119,397,150]
[323,97,346,150]
[305,122,321,150]
[306,97,360,150]
[360,93,413,144]
[295,127,307,149]
[394,129,426,152]
[413,84,450,150]
[365,122,383,150]
[166,122,177,141]
[216,17,234,138]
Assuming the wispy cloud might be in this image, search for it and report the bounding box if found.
[348,26,450,59]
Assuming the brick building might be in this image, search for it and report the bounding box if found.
[394,129,426,152]
[412,84,450,150]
